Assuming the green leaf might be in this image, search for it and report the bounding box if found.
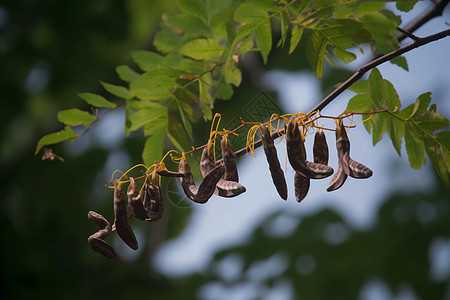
[347,94,371,112]
[175,98,193,141]
[306,30,327,78]
[424,135,450,185]
[234,3,267,23]
[414,110,450,133]
[223,60,242,87]
[387,118,404,156]
[348,80,368,93]
[255,20,272,64]
[178,38,224,60]
[78,92,117,108]
[391,56,409,71]
[178,0,207,22]
[153,26,182,54]
[404,123,426,169]
[129,73,179,100]
[199,77,213,120]
[128,104,168,132]
[116,65,140,82]
[368,68,400,110]
[398,92,431,120]
[396,0,418,12]
[371,113,389,145]
[215,79,233,100]
[166,14,211,37]
[101,81,132,99]
[35,126,79,155]
[57,109,96,128]
[289,25,303,54]
[131,51,164,72]
[142,115,168,166]
[168,115,191,152]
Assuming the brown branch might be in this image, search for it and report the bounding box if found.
[396,0,449,44]
[225,28,450,162]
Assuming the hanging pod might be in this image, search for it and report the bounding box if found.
[327,119,373,191]
[87,211,119,261]
[200,143,246,197]
[294,172,310,203]
[260,124,288,200]
[127,177,148,221]
[286,117,333,179]
[313,127,329,165]
[221,135,239,182]
[143,173,164,222]
[113,186,138,250]
[179,157,225,203]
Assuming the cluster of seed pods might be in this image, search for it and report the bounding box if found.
[260,117,373,202]
[87,134,246,260]
[87,116,372,260]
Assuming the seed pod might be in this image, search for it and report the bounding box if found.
[327,120,373,191]
[87,211,119,261]
[221,135,239,182]
[179,158,225,203]
[156,166,184,178]
[313,128,329,165]
[113,186,138,250]
[294,172,310,203]
[127,177,149,221]
[143,174,164,221]
[260,125,288,200]
[200,145,246,197]
[286,118,333,179]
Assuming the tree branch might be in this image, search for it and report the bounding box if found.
[396,0,449,44]
[225,28,450,162]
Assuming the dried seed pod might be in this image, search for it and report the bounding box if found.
[221,135,239,182]
[200,145,246,197]
[87,211,119,261]
[327,120,373,191]
[286,118,333,179]
[260,125,288,200]
[313,128,329,165]
[179,158,225,203]
[156,169,184,177]
[294,172,310,203]
[127,177,149,221]
[113,186,138,250]
[143,174,164,221]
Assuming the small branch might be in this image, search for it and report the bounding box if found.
[227,28,450,161]
[397,0,449,44]
[396,26,419,41]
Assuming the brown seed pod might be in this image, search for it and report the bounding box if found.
[313,127,329,165]
[260,124,288,200]
[327,119,373,191]
[143,174,164,221]
[113,186,138,250]
[127,178,146,221]
[87,211,119,261]
[286,118,333,179]
[221,135,239,182]
[200,144,246,197]
[294,172,310,203]
[179,158,225,203]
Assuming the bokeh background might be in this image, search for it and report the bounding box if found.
[1,1,449,299]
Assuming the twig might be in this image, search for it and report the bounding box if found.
[396,0,449,44]
[226,28,450,161]
[396,26,419,41]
